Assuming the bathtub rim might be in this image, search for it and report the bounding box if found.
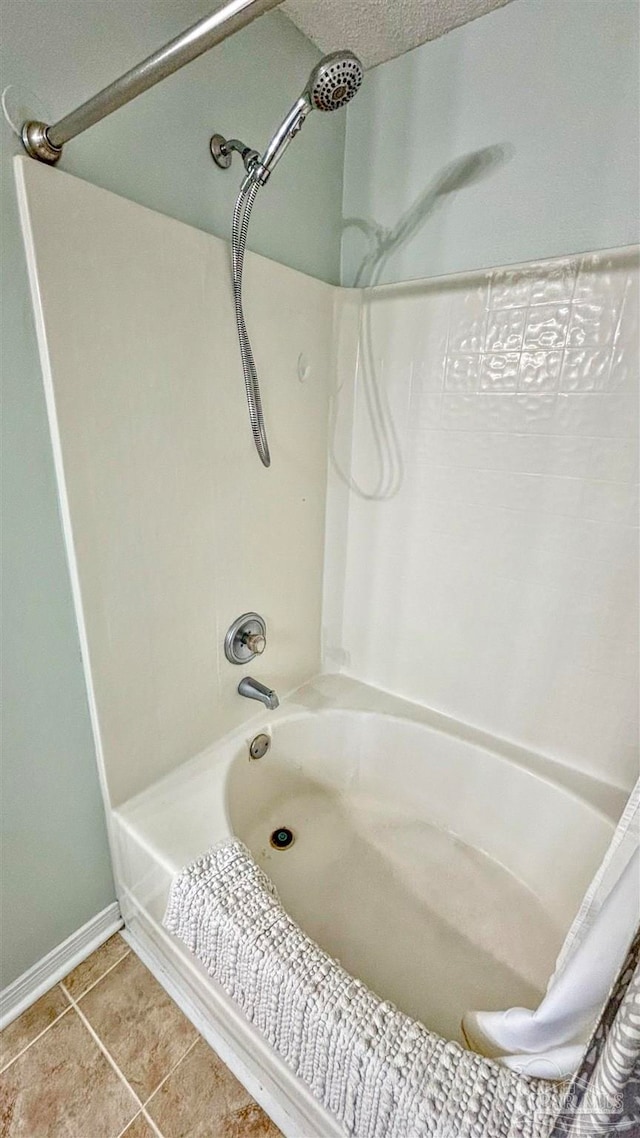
[116,671,628,839]
[113,672,626,947]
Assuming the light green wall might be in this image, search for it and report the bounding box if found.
[1,0,345,988]
[342,0,640,286]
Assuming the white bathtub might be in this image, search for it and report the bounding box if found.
[113,673,622,1137]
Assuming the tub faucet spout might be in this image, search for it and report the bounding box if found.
[238,676,279,710]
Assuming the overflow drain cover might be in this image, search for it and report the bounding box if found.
[270,827,294,850]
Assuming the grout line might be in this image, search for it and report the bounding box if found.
[63,955,197,1136]
[141,1107,166,1138]
[3,946,197,1138]
[65,998,145,1119]
[113,1108,144,1138]
[141,1035,200,1109]
[0,998,74,1074]
[59,944,130,1004]
[113,1107,165,1138]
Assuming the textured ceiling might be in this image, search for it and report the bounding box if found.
[282,0,514,70]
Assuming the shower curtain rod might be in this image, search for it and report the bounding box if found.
[21,0,281,165]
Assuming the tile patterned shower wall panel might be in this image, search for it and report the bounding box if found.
[331,248,639,789]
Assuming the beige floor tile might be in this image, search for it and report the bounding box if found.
[146,1039,281,1138]
[0,986,70,1070]
[0,1006,138,1137]
[217,1100,283,1138]
[62,932,130,1000]
[78,952,196,1101]
[120,1112,158,1137]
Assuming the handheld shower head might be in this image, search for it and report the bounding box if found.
[304,52,364,112]
[254,50,363,182]
[220,50,363,467]
[210,51,364,183]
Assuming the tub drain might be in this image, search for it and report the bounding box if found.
[270,827,294,850]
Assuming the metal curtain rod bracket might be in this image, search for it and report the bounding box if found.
[21,0,280,165]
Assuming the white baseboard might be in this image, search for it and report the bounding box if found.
[0,902,123,1029]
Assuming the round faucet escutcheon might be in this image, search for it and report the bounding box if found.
[224,612,268,664]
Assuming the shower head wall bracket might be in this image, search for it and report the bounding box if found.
[210,134,259,173]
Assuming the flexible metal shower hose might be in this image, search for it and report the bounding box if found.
[231,176,271,467]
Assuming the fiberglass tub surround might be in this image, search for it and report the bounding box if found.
[15,156,336,808]
[326,247,640,794]
[17,158,638,808]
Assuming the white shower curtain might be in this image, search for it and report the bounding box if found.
[462,779,640,1079]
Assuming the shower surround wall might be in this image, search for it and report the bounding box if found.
[326,250,639,792]
[16,157,337,807]
[19,154,638,811]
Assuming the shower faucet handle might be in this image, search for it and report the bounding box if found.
[242,631,265,655]
[224,612,268,664]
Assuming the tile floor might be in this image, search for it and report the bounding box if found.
[0,933,283,1137]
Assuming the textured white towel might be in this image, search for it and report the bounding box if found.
[164,839,565,1138]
